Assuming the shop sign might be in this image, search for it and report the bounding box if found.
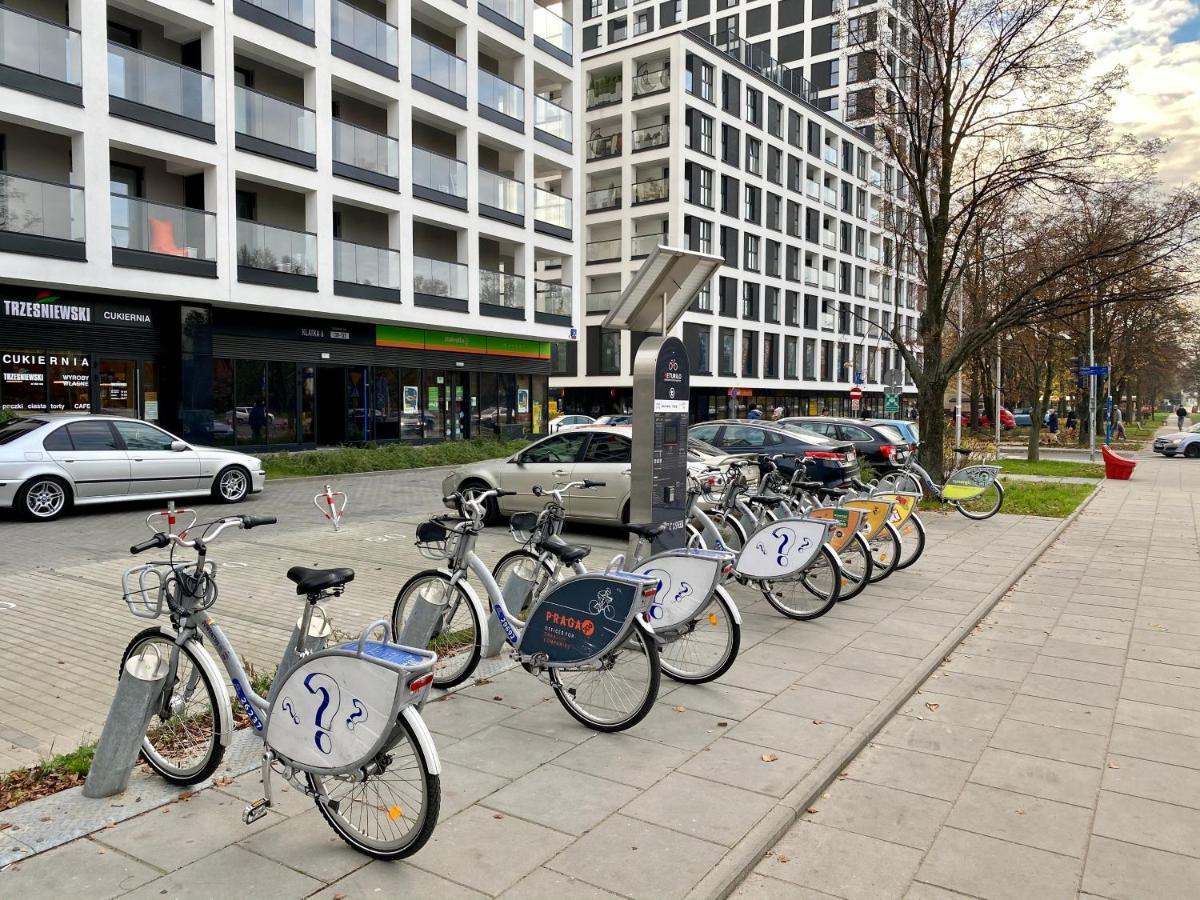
[96,304,153,328]
[298,325,352,341]
[1,292,155,328]
[376,325,551,360]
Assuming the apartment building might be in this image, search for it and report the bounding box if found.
[552,0,920,420]
[0,0,577,447]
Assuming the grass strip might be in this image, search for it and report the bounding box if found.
[997,479,1096,517]
[997,459,1104,479]
[260,437,529,479]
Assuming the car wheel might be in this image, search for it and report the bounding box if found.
[620,501,630,525]
[1186,444,1200,459]
[459,479,499,526]
[16,476,72,521]
[212,465,251,503]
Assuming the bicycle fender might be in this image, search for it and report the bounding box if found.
[400,705,442,776]
[714,584,742,625]
[154,626,235,748]
[446,571,494,658]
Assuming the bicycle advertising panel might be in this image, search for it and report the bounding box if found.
[842,499,895,540]
[802,507,865,553]
[873,492,919,526]
[634,548,730,630]
[942,466,1001,501]
[518,573,650,666]
[735,518,830,580]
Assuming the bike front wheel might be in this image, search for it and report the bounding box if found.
[709,510,747,553]
[659,586,741,684]
[894,512,927,569]
[550,625,661,732]
[391,570,482,688]
[867,522,902,582]
[953,480,1005,520]
[121,628,224,785]
[879,470,922,498]
[760,544,842,620]
[836,533,874,602]
[308,712,441,860]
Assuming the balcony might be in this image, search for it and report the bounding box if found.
[478,70,524,131]
[533,6,572,62]
[332,119,399,190]
[586,185,620,212]
[107,44,213,140]
[587,77,622,109]
[821,231,838,249]
[586,131,621,162]
[534,188,572,239]
[332,0,398,78]
[479,169,525,225]
[869,172,882,188]
[631,122,668,152]
[805,180,820,200]
[111,195,215,276]
[479,0,525,36]
[536,279,572,324]
[631,176,668,205]
[868,245,881,263]
[633,66,669,97]
[234,0,316,45]
[823,145,839,165]
[412,146,468,210]
[586,237,620,263]
[234,85,316,168]
[479,269,526,319]
[0,6,81,104]
[236,219,317,290]
[586,290,619,313]
[0,172,84,261]
[412,36,467,108]
[335,238,401,301]
[413,255,468,311]
[803,267,819,286]
[821,271,836,290]
[534,96,572,151]
[631,232,662,258]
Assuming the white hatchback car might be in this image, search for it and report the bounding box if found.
[0,414,266,521]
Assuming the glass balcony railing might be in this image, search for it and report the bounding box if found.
[633,66,669,96]
[235,85,315,153]
[823,187,838,206]
[479,269,525,310]
[868,246,881,262]
[241,0,315,29]
[0,6,80,86]
[413,255,467,300]
[586,290,618,312]
[236,219,316,275]
[586,132,621,161]
[823,145,839,164]
[534,188,571,228]
[111,195,214,260]
[585,185,620,212]
[632,176,668,204]
[479,169,525,215]
[533,6,572,55]
[631,122,668,151]
[107,43,213,123]
[332,119,398,177]
[586,237,620,262]
[631,233,662,257]
[536,280,572,317]
[821,271,837,289]
[0,172,84,242]
[334,238,401,289]
[478,69,524,120]
[803,267,819,286]
[821,231,838,249]
[534,96,571,140]
[413,146,467,198]
[332,0,397,66]
[586,79,621,108]
[805,181,820,199]
[480,0,525,27]
[411,35,466,96]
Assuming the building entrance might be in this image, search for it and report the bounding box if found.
[315,367,346,446]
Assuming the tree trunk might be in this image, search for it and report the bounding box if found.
[918,379,949,483]
[1026,358,1054,462]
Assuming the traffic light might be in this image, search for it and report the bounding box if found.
[1069,355,1084,389]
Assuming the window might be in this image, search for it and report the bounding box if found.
[742,282,759,319]
[609,17,627,42]
[803,339,816,379]
[698,219,713,252]
[634,11,652,34]
[583,433,632,462]
[765,286,780,322]
[784,336,798,378]
[768,98,783,137]
[746,88,762,127]
[804,295,818,328]
[523,432,587,463]
[696,280,713,311]
[686,58,714,100]
[741,330,757,377]
[744,234,759,271]
[721,424,775,451]
[113,421,175,451]
[697,326,711,371]
[600,330,621,373]
[830,59,840,87]
[746,138,762,175]
[699,113,713,154]
[763,333,777,376]
[690,423,721,443]
[767,193,781,231]
[767,146,782,184]
[722,124,739,166]
[41,426,73,451]
[699,167,713,206]
[721,73,740,115]
[744,185,760,222]
[786,292,800,326]
[719,328,736,375]
[66,420,120,451]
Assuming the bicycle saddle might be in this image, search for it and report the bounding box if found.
[536,534,592,564]
[748,494,787,508]
[286,566,355,596]
[625,522,667,540]
[792,480,825,491]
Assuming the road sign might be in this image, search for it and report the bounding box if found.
[852,371,865,385]
[884,393,900,415]
[849,386,863,400]
[1080,365,1109,376]
[851,398,861,412]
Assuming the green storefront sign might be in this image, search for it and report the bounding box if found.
[377,326,550,360]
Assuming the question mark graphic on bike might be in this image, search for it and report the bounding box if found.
[345,698,367,731]
[644,569,670,620]
[281,698,300,725]
[770,527,793,567]
[303,672,342,754]
[673,581,692,604]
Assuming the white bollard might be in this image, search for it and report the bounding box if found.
[83,646,170,798]
[313,484,348,532]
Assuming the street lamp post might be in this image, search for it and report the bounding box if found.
[954,284,963,449]
[1088,305,1096,462]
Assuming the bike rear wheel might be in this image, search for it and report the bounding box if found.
[308,712,440,860]
[659,587,741,684]
[878,471,922,497]
[121,628,224,785]
[867,522,902,582]
[709,511,747,553]
[391,570,482,688]
[836,533,874,602]
[894,512,927,569]
[760,545,842,620]
[550,626,661,732]
[953,480,1004,520]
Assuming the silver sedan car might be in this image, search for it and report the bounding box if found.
[0,414,266,521]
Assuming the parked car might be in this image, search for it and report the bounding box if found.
[781,417,911,472]
[548,414,595,433]
[689,420,859,486]
[0,414,266,521]
[1153,423,1200,458]
[1012,408,1053,428]
[592,414,633,427]
[866,418,920,451]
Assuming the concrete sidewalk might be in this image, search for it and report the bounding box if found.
[742,453,1199,900]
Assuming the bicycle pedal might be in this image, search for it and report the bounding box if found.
[243,798,271,825]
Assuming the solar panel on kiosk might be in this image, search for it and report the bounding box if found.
[602,245,724,334]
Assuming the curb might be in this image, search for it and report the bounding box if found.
[687,484,1104,900]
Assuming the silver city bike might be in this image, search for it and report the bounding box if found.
[120,510,442,859]
[876,445,1004,520]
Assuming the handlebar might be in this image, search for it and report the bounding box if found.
[130,515,275,555]
[532,480,604,501]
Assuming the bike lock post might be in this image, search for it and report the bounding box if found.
[84,646,170,798]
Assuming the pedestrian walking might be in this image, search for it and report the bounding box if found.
[1046,409,1059,444]
[1113,405,1126,441]
[748,404,762,420]
[1177,405,1187,430]
[771,406,785,421]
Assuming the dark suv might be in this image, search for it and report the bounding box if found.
[689,420,859,486]
[780,417,911,472]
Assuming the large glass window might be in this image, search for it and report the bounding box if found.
[99,358,137,417]
[400,367,425,441]
[476,372,498,437]
[213,358,235,446]
[268,361,297,444]
[301,365,315,444]
[1,350,48,414]
[50,353,91,414]
[234,360,268,444]
[374,366,400,441]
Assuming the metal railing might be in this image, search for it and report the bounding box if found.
[586,131,621,160]
[822,231,838,249]
[823,187,838,207]
[412,255,467,300]
[0,6,80,85]
[479,169,525,214]
[334,238,400,289]
[479,69,524,120]
[413,146,467,198]
[585,237,620,261]
[480,0,524,26]
[241,0,315,27]
[111,195,214,260]
[821,271,837,289]
[803,267,819,286]
[234,85,315,153]
[631,176,668,203]
[823,145,839,164]
[534,95,571,140]
[631,233,662,257]
[586,290,619,312]
[479,269,526,310]
[332,0,397,65]
[699,28,816,105]
[411,35,466,95]
[332,119,398,177]
[585,185,621,211]
[586,79,622,108]
[535,279,572,317]
[631,122,668,151]
[805,180,820,199]
[534,188,571,228]
[533,5,572,54]
[0,172,84,242]
[236,219,316,275]
[107,43,213,123]
[632,66,669,96]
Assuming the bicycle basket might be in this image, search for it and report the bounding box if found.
[122,562,216,618]
[415,519,460,560]
[122,563,170,619]
[509,511,539,544]
[699,471,726,504]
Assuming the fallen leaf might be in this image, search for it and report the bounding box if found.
[0,823,12,831]
[177,790,195,801]
[212,776,234,786]
[673,705,687,713]
[1107,760,1120,769]
[333,894,347,900]
[475,678,494,685]
[811,719,823,725]
[806,807,819,814]
[493,696,504,702]
[96,848,106,854]
[493,813,503,819]
[925,702,940,712]
[777,855,790,863]
[38,817,50,823]
[717,721,728,727]
[761,753,779,763]
[822,793,830,799]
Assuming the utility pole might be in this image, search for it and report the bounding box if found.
[994,334,1001,459]
[1088,305,1096,462]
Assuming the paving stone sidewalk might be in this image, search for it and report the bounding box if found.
[742,453,1199,900]
[0,483,1068,898]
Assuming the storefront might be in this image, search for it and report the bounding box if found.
[0,287,162,422]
